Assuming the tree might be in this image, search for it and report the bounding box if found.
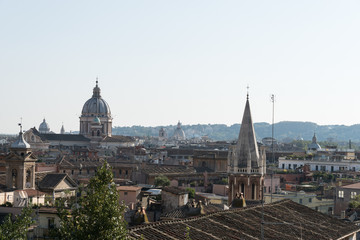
[349,195,360,209]
[154,175,170,187]
[186,188,195,199]
[57,162,128,240]
[0,206,34,240]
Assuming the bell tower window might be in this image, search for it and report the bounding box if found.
[12,169,17,188]
[26,169,31,188]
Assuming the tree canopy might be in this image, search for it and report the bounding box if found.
[57,162,127,240]
[0,206,34,240]
[154,175,170,187]
[349,195,360,209]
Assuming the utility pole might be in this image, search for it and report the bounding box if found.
[271,94,275,164]
[270,95,275,203]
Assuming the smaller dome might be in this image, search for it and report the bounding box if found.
[39,118,50,134]
[11,132,30,149]
[308,133,321,151]
[172,121,186,140]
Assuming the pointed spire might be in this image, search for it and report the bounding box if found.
[235,96,260,169]
[246,85,249,100]
[312,131,317,143]
[60,123,65,134]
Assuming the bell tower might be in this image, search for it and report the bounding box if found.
[228,94,266,204]
[5,124,37,190]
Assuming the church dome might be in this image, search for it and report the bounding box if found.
[39,118,50,134]
[11,126,30,149]
[172,121,186,140]
[308,133,321,151]
[81,81,111,117]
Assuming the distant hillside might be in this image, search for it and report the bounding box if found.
[112,121,360,143]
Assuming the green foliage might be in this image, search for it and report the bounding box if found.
[57,162,128,240]
[0,202,12,207]
[349,195,360,209]
[154,175,170,187]
[185,226,191,240]
[221,178,228,185]
[0,206,34,240]
[186,188,195,199]
[313,171,335,183]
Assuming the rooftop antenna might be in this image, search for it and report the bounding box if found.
[270,94,275,204]
[270,94,275,164]
[19,117,23,133]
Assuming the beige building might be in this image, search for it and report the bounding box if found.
[5,130,36,190]
[162,186,188,213]
[117,185,142,210]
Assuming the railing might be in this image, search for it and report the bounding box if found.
[236,168,260,173]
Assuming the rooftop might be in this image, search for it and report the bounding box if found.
[116,186,142,191]
[128,199,360,240]
[162,187,188,195]
[341,182,360,189]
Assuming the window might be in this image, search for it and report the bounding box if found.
[282,164,285,169]
[339,190,344,198]
[124,192,128,196]
[288,164,291,169]
[125,170,128,175]
[48,218,55,229]
[119,169,122,175]
[351,192,357,199]
[293,164,297,169]
[316,166,319,171]
[71,170,74,175]
[299,199,302,204]
[309,198,312,203]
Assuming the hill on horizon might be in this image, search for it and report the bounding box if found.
[112,121,360,143]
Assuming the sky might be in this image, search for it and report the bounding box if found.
[1,1,360,134]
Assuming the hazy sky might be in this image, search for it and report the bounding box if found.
[1,1,360,134]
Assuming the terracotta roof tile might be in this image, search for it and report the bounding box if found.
[129,200,360,240]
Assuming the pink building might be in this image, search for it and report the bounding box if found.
[117,186,142,210]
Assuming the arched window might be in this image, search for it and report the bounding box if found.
[12,169,17,188]
[26,169,31,187]
[97,130,101,136]
[252,183,256,200]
